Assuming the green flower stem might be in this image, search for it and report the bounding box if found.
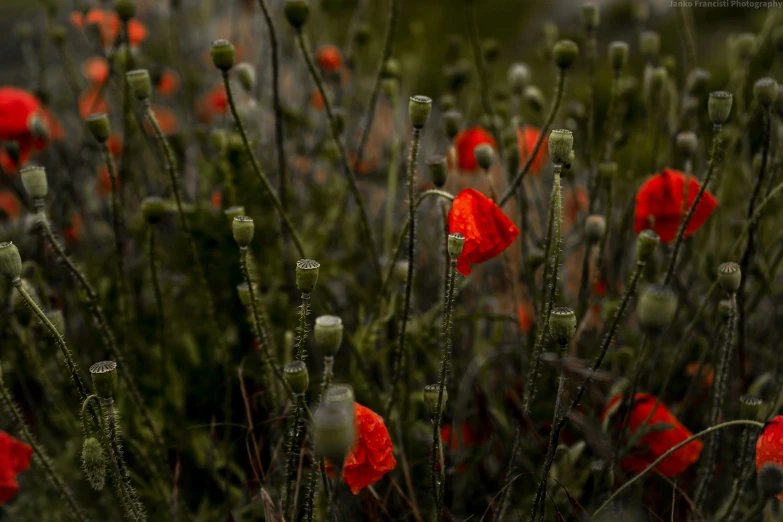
[386,127,423,418]
[719,425,754,522]
[283,396,305,518]
[319,356,334,402]
[578,179,613,320]
[148,228,166,387]
[383,95,402,257]
[612,334,651,468]
[302,356,335,522]
[295,292,311,362]
[293,30,381,281]
[593,420,765,517]
[0,375,90,522]
[37,5,50,96]
[662,125,724,285]
[584,30,598,177]
[500,70,568,207]
[221,72,305,257]
[737,499,768,522]
[103,399,146,521]
[101,144,128,338]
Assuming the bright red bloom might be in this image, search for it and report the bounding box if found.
[756,416,783,500]
[316,44,344,73]
[325,403,396,495]
[210,189,223,211]
[82,57,110,85]
[447,188,520,276]
[633,168,718,244]
[0,191,21,223]
[603,393,703,477]
[0,431,33,505]
[454,126,496,172]
[516,125,549,174]
[72,10,147,48]
[0,87,61,173]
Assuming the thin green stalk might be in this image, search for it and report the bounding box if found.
[611,334,651,468]
[148,228,165,386]
[283,397,305,518]
[303,356,335,522]
[295,293,311,362]
[383,95,401,257]
[737,499,768,522]
[719,425,753,522]
[103,399,146,521]
[101,144,128,338]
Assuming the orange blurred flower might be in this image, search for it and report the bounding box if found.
[516,125,549,174]
[196,84,228,124]
[78,85,109,119]
[143,105,179,136]
[82,56,110,86]
[0,87,62,173]
[316,44,344,73]
[72,10,147,48]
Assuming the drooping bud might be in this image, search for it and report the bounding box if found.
[20,166,48,199]
[423,384,447,417]
[508,63,530,94]
[686,69,711,97]
[754,77,779,108]
[141,196,166,224]
[734,32,757,62]
[284,0,310,29]
[284,361,309,395]
[636,284,677,333]
[447,233,465,259]
[608,41,629,73]
[474,143,494,171]
[126,69,151,101]
[580,3,600,32]
[585,215,606,242]
[232,216,254,248]
[676,132,698,158]
[636,230,660,264]
[708,91,733,126]
[427,156,448,188]
[235,62,256,92]
[716,262,741,294]
[89,361,118,400]
[85,114,111,143]
[550,307,577,345]
[443,110,463,140]
[210,39,236,71]
[295,259,320,293]
[81,437,106,491]
[548,129,573,166]
[314,315,343,357]
[409,95,433,130]
[0,242,22,281]
[553,40,579,70]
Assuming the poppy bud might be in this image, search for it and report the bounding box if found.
[314,401,355,463]
[284,0,310,29]
[608,41,629,73]
[580,3,599,32]
[443,110,463,140]
[295,259,320,293]
[381,78,398,100]
[223,205,245,221]
[481,38,501,64]
[550,307,577,345]
[639,31,660,61]
[740,394,763,421]
[754,77,779,108]
[708,91,733,126]
[650,66,667,92]
[508,63,530,94]
[553,40,579,70]
[86,114,111,143]
[20,166,48,200]
[734,32,757,62]
[232,216,254,248]
[409,95,433,130]
[314,315,343,357]
[585,215,606,242]
[686,68,711,97]
[354,23,371,48]
[46,310,65,335]
[114,0,135,21]
[0,242,22,281]
[81,437,106,491]
[717,262,741,294]
[524,86,547,113]
[210,39,236,71]
[284,361,309,395]
[141,196,166,224]
[548,129,573,166]
[126,69,151,101]
[597,161,617,185]
[676,132,698,158]
[382,57,401,79]
[635,230,660,264]
[423,384,447,417]
[448,233,465,259]
[236,63,256,92]
[89,361,118,400]
[474,143,494,171]
[426,156,448,188]
[637,284,677,333]
[324,383,354,407]
[759,463,783,499]
[439,94,456,112]
[392,261,409,284]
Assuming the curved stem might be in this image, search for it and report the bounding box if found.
[104,400,146,521]
[101,143,127,339]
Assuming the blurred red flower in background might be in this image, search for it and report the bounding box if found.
[0,87,63,173]
[316,44,344,73]
[0,191,21,223]
[454,126,496,172]
[756,416,783,500]
[71,10,147,48]
[516,125,549,174]
[0,431,33,505]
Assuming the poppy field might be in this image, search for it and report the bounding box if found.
[2,0,783,520]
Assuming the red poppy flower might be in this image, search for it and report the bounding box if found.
[0,191,21,223]
[75,10,147,48]
[447,188,520,276]
[516,125,549,174]
[107,134,123,159]
[78,85,109,119]
[603,393,703,477]
[196,85,228,124]
[142,105,179,136]
[633,168,718,244]
[210,189,223,210]
[155,69,180,97]
[96,165,119,197]
[565,186,588,225]
[82,57,110,85]
[441,422,478,452]
[325,403,396,495]
[517,301,534,333]
[454,126,496,172]
[0,431,33,505]
[0,87,60,172]
[593,278,607,297]
[756,416,783,500]
[316,44,344,73]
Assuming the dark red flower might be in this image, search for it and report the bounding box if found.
[602,393,703,477]
[756,416,783,500]
[316,44,344,73]
[454,126,496,172]
[325,403,396,495]
[196,85,228,124]
[516,125,549,174]
[72,10,147,48]
[447,188,520,276]
[0,87,61,173]
[517,301,534,333]
[78,85,109,119]
[0,431,33,505]
[0,191,21,223]
[633,168,718,244]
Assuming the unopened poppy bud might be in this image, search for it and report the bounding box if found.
[759,463,783,499]
[708,91,733,125]
[740,394,763,420]
[284,361,309,395]
[295,259,320,293]
[223,205,245,221]
[46,310,65,334]
[686,68,711,97]
[409,95,433,130]
[89,361,118,400]
[524,86,547,113]
[381,78,398,100]
[29,116,47,141]
[585,215,606,242]
[608,41,629,73]
[232,216,254,248]
[235,63,256,92]
[314,315,343,357]
[474,143,494,171]
[553,40,579,69]
[636,230,660,264]
[20,166,48,199]
[754,77,779,108]
[443,110,463,140]
[141,196,166,224]
[550,307,577,345]
[548,129,573,166]
[0,242,22,281]
[717,261,741,293]
[393,261,409,283]
[639,31,660,61]
[508,63,530,94]
[447,233,465,259]
[676,132,698,158]
[581,3,600,32]
[427,156,448,188]
[86,114,111,143]
[114,0,134,21]
[597,161,617,184]
[126,69,151,101]
[718,299,732,319]
[734,32,757,62]
[81,437,106,491]
[482,38,501,64]
[637,284,677,333]
[210,39,235,71]
[382,57,401,79]
[314,401,354,463]
[284,0,310,29]
[423,384,447,417]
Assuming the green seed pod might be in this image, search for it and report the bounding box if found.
[46,310,65,335]
[381,78,398,100]
[548,129,573,166]
[524,86,547,113]
[585,215,606,242]
[85,113,111,143]
[114,0,135,21]
[232,216,254,248]
[20,166,48,199]
[382,57,401,79]
[508,63,530,94]
[89,361,118,400]
[439,94,456,112]
[393,261,409,284]
[636,284,677,333]
[676,132,698,158]
[447,233,465,259]
[81,437,106,491]
[126,69,151,101]
[0,242,23,281]
[717,262,741,294]
[324,383,354,407]
[443,110,463,141]
[284,0,310,29]
[580,3,599,32]
[423,384,447,417]
[409,95,433,130]
[284,361,309,395]
[608,41,629,72]
[759,463,783,499]
[314,315,343,357]
[754,77,779,108]
[210,39,236,71]
[223,205,245,221]
[708,91,733,125]
[553,40,579,70]
[550,307,577,345]
[295,259,320,293]
[740,394,763,421]
[639,31,660,61]
[313,401,355,463]
[686,68,711,97]
[482,38,501,64]
[427,155,448,188]
[235,62,256,92]
[635,230,660,264]
[734,32,757,62]
[474,143,494,171]
[141,196,166,224]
